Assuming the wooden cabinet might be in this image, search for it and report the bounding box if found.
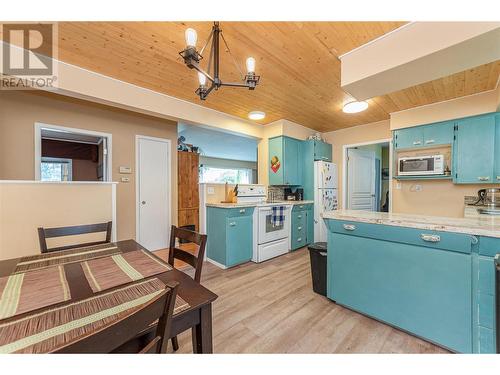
[453,114,496,184]
[206,207,254,268]
[291,203,313,250]
[268,136,303,186]
[177,151,199,230]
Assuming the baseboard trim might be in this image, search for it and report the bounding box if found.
[206,257,228,270]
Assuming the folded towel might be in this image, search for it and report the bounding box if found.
[271,206,285,227]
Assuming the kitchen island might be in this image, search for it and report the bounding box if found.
[323,210,499,354]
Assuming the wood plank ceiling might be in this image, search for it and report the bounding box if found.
[56,22,500,132]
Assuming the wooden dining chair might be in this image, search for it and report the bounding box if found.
[168,225,207,351]
[55,281,179,354]
[38,221,112,253]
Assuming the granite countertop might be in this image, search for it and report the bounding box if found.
[206,200,314,208]
[322,209,500,238]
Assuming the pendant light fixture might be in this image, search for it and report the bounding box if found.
[179,22,260,100]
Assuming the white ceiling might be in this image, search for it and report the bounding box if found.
[178,124,258,162]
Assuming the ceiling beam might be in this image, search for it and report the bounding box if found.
[341,22,500,100]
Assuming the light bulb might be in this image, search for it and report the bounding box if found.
[198,72,206,86]
[185,28,197,48]
[246,57,256,73]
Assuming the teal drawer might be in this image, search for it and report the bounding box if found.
[291,210,307,250]
[329,220,473,254]
[292,203,313,212]
[478,326,495,353]
[225,207,255,217]
[478,257,495,295]
[479,236,500,257]
[478,292,495,329]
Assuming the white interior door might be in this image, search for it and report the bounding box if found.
[347,148,376,211]
[137,137,170,251]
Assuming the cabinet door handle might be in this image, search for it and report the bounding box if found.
[299,205,304,209]
[425,139,435,144]
[297,226,302,230]
[413,140,422,145]
[229,222,236,227]
[421,234,440,242]
[496,176,500,180]
[477,176,490,181]
[239,209,246,213]
[298,215,302,219]
[343,224,356,231]
[297,237,302,242]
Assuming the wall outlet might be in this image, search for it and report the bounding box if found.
[207,187,215,195]
[120,177,130,183]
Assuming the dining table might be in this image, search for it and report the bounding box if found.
[0,239,218,354]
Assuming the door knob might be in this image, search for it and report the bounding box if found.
[141,201,146,205]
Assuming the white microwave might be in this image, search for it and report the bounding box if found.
[398,155,445,176]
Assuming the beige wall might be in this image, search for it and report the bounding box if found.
[322,120,392,209]
[0,91,178,240]
[0,182,114,259]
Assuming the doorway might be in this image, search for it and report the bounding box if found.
[344,140,392,212]
[34,123,112,182]
[136,135,171,251]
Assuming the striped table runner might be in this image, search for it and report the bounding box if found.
[0,278,189,354]
[82,250,173,293]
[0,266,70,320]
[14,243,121,274]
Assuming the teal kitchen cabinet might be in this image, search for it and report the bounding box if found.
[303,139,332,162]
[394,121,454,150]
[269,136,303,186]
[326,220,474,353]
[394,126,424,149]
[206,206,254,268]
[453,114,496,184]
[494,114,500,183]
[290,203,313,250]
[422,120,454,146]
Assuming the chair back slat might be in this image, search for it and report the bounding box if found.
[168,225,207,283]
[55,281,178,354]
[38,221,112,253]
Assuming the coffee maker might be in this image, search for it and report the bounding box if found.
[284,187,304,201]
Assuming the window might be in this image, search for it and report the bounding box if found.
[199,166,252,184]
[41,157,73,182]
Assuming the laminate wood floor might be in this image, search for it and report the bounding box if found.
[154,247,450,354]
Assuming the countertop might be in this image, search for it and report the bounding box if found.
[206,200,314,208]
[322,209,500,238]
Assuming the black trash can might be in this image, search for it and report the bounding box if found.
[308,242,328,297]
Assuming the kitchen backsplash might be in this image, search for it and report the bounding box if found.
[267,186,285,201]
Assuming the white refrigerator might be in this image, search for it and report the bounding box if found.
[313,161,338,242]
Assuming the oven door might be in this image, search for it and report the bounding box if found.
[399,157,436,175]
[258,207,289,244]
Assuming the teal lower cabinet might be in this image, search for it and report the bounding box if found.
[206,206,255,268]
[291,204,313,250]
[325,219,498,353]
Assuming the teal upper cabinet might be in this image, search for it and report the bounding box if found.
[423,121,454,146]
[269,136,303,185]
[305,139,332,162]
[394,121,454,150]
[494,114,500,183]
[454,114,496,184]
[394,126,424,149]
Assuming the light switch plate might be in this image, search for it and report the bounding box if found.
[395,183,402,190]
[119,166,132,174]
[207,187,215,194]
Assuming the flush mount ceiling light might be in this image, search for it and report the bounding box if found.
[248,111,266,120]
[179,22,260,101]
[342,101,369,113]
